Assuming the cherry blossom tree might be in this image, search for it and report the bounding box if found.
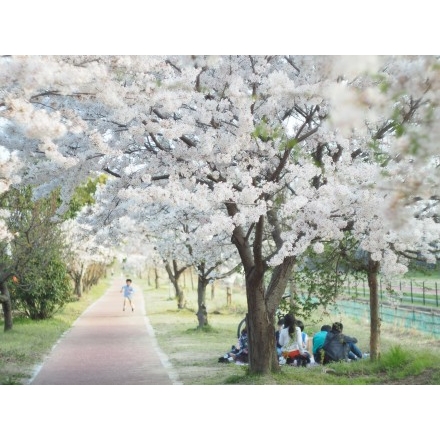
[143,201,243,322]
[61,218,115,297]
[1,55,439,373]
[0,144,22,241]
[85,180,242,321]
[321,56,440,360]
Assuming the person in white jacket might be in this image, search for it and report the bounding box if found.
[279,313,311,367]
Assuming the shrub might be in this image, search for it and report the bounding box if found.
[10,255,73,320]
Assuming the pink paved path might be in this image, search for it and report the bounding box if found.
[29,277,180,385]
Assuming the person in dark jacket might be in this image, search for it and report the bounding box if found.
[322,322,361,364]
[218,327,249,364]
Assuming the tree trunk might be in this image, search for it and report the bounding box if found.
[0,281,13,331]
[241,255,297,374]
[245,272,278,374]
[176,285,185,309]
[368,254,381,361]
[154,267,159,289]
[196,275,209,328]
[190,267,195,291]
[84,263,105,291]
[228,210,296,374]
[226,286,232,306]
[164,260,186,309]
[72,267,84,298]
[211,281,215,299]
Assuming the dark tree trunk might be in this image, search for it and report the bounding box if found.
[368,254,381,361]
[245,273,278,374]
[227,207,297,374]
[164,260,187,309]
[176,285,185,309]
[0,280,13,331]
[244,255,297,374]
[196,275,209,328]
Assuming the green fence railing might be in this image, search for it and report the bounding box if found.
[331,299,440,338]
[343,278,440,308]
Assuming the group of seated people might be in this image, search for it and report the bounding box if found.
[311,321,364,364]
[277,313,365,366]
[218,313,365,366]
[277,314,312,366]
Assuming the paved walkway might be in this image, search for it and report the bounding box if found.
[29,277,181,385]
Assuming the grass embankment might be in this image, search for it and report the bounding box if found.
[142,279,440,385]
[0,277,111,385]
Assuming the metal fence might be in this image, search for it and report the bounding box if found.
[330,298,440,338]
[293,277,440,338]
[343,278,440,308]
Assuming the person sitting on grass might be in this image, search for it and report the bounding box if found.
[296,320,309,352]
[279,313,311,367]
[312,324,332,364]
[322,322,362,364]
[218,327,249,364]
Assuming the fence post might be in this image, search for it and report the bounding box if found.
[363,279,366,297]
[423,281,425,305]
